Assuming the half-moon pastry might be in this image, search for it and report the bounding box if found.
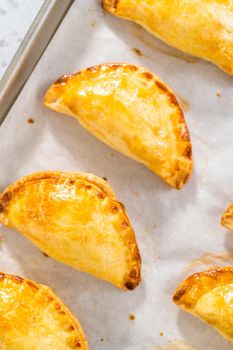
[0,171,141,290]
[173,267,233,342]
[102,0,233,75]
[221,204,233,230]
[44,63,192,189]
[0,272,88,349]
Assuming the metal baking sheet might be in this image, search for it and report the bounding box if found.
[0,0,74,124]
[0,1,233,349]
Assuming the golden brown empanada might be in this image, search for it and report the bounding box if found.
[0,272,88,349]
[173,267,233,342]
[102,0,233,75]
[221,204,233,230]
[0,171,141,290]
[44,63,192,189]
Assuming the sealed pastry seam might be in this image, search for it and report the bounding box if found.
[173,267,233,342]
[0,171,141,290]
[0,272,88,349]
[44,63,193,189]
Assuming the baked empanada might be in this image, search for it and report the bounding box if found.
[0,272,88,349]
[221,204,233,230]
[0,171,141,290]
[102,0,233,75]
[173,267,233,342]
[44,63,192,189]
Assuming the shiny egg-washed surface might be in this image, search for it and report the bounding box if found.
[102,0,233,75]
[0,171,141,290]
[173,267,233,342]
[44,64,192,189]
[0,272,88,349]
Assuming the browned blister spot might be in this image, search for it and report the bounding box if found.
[117,202,125,211]
[75,339,82,348]
[26,280,39,291]
[141,71,153,80]
[44,294,55,303]
[183,173,191,185]
[173,287,186,303]
[124,281,135,290]
[155,80,169,94]
[111,204,119,213]
[11,275,24,284]
[127,64,138,72]
[174,161,181,172]
[183,145,192,159]
[129,269,138,279]
[98,192,105,199]
[134,249,141,263]
[169,93,181,109]
[59,310,66,315]
[55,303,62,311]
[113,0,119,9]
[2,192,13,204]
[181,127,191,142]
[86,66,99,72]
[122,220,129,228]
[55,75,71,85]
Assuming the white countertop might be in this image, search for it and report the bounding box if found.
[0,0,44,78]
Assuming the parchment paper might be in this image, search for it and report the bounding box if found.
[0,1,233,349]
